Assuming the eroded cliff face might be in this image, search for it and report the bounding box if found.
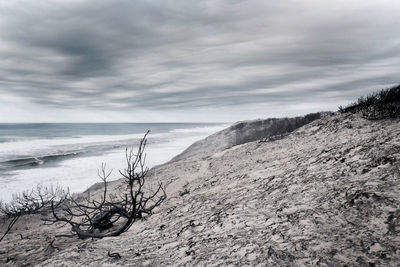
[34,112,400,266]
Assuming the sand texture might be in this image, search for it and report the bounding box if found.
[1,112,400,266]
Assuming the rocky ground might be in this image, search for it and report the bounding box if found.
[1,112,400,266]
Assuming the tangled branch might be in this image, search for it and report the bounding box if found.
[0,185,67,242]
[47,130,166,239]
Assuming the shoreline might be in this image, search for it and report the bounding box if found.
[1,112,400,266]
[0,123,228,203]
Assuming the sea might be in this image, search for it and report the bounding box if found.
[0,123,227,202]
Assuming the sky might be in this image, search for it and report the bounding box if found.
[0,0,399,122]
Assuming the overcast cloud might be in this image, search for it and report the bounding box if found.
[0,0,399,122]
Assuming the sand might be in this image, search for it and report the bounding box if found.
[1,112,400,266]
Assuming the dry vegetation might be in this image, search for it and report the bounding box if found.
[339,85,400,119]
[0,131,166,242]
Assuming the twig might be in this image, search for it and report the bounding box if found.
[108,251,121,259]
[48,239,60,251]
[0,216,19,242]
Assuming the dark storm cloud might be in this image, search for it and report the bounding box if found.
[0,0,399,121]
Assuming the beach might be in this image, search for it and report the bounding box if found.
[1,112,400,266]
[0,123,227,202]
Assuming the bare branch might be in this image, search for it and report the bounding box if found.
[0,185,68,242]
[49,130,166,239]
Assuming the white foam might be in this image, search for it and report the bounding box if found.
[0,133,163,162]
[0,124,227,202]
[171,124,230,134]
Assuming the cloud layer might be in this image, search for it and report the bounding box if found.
[1,0,399,122]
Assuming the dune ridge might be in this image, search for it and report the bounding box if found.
[1,112,399,266]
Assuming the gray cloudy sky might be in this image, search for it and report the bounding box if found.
[0,0,399,122]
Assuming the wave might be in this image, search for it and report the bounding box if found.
[0,124,228,174]
[170,124,230,134]
[0,136,43,143]
[0,133,148,163]
[0,123,228,202]
[0,151,85,170]
[0,126,227,161]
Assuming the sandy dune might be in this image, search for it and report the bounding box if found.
[1,112,400,266]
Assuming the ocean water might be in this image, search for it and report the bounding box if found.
[0,123,227,202]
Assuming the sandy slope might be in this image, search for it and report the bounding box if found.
[1,112,400,266]
[170,112,325,162]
